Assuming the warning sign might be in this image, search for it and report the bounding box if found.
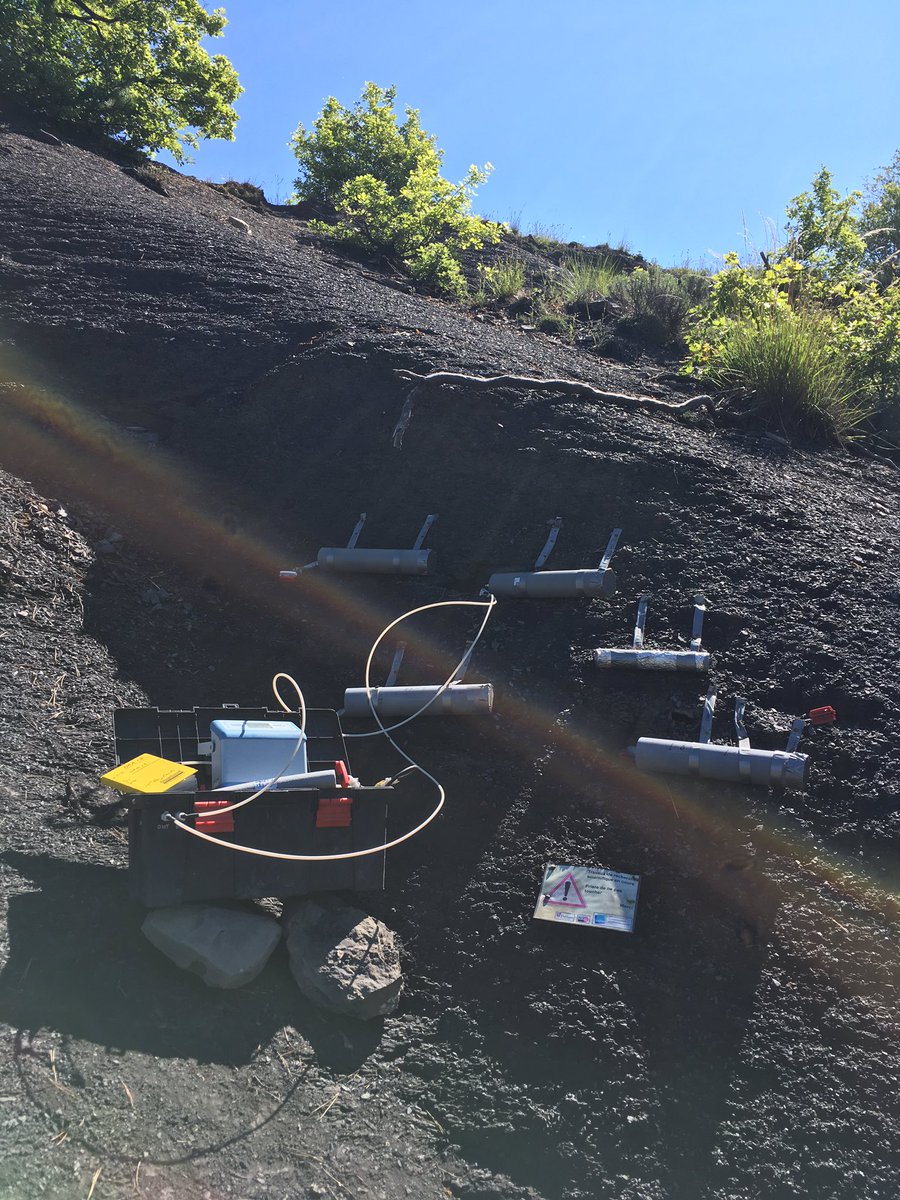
[544,871,586,907]
[533,864,640,933]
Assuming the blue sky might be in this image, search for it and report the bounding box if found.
[163,0,900,267]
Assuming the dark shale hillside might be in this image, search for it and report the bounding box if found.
[1,122,899,1200]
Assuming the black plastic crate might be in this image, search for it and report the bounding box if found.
[114,706,389,907]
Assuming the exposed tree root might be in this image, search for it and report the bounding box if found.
[391,368,714,447]
[847,441,900,472]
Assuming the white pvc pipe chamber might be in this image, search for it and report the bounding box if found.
[343,683,494,718]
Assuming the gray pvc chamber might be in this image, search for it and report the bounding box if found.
[343,683,494,718]
[317,547,432,575]
[633,738,809,789]
[487,567,617,599]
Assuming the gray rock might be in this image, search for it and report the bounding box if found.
[283,896,402,1019]
[142,904,281,989]
[227,215,251,235]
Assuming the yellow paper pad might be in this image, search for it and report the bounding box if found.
[101,754,197,795]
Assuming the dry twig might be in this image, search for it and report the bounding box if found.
[313,1090,341,1121]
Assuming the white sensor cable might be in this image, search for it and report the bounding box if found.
[178,673,308,821]
[163,596,496,862]
[343,595,496,737]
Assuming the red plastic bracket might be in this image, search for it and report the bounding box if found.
[808,706,837,726]
[194,799,235,833]
[316,796,353,828]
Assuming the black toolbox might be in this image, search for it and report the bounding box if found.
[114,706,389,907]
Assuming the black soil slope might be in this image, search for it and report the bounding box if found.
[1,124,900,1200]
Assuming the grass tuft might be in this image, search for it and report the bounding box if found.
[478,256,527,302]
[704,309,871,440]
[526,221,570,251]
[554,255,621,309]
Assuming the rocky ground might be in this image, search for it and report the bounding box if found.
[0,119,899,1200]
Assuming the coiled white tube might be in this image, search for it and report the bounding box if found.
[164,596,496,861]
[180,672,308,821]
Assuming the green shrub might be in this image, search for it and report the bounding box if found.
[536,311,574,338]
[703,309,868,440]
[611,265,696,345]
[0,0,241,162]
[667,267,713,307]
[528,298,574,339]
[685,252,803,355]
[220,180,267,207]
[685,253,900,437]
[290,83,499,299]
[683,164,900,442]
[478,256,527,302]
[822,279,900,417]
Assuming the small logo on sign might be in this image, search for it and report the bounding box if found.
[554,911,576,923]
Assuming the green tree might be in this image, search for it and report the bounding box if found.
[861,151,900,285]
[783,166,866,281]
[290,82,499,298]
[0,0,242,162]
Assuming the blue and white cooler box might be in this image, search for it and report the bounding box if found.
[210,719,307,789]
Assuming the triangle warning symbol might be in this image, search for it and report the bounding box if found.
[544,871,586,908]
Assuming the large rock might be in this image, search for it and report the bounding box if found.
[142,904,281,989]
[283,896,402,1019]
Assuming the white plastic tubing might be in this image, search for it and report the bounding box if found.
[165,596,497,862]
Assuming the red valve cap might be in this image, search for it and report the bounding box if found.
[808,706,837,725]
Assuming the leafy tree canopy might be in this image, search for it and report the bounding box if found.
[291,82,440,205]
[0,0,242,162]
[861,150,900,285]
[290,82,499,298]
[783,167,866,281]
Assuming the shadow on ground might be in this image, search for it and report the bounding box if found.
[0,851,382,1072]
